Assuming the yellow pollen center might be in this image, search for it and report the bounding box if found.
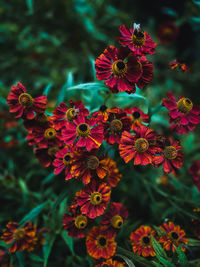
[44,128,57,139]
[47,146,59,156]
[177,98,193,113]
[87,156,99,170]
[63,153,71,165]
[76,123,90,137]
[97,235,107,248]
[18,93,33,107]
[90,192,102,205]
[111,215,123,229]
[131,31,146,47]
[163,146,178,160]
[13,228,26,240]
[110,119,123,132]
[74,215,87,229]
[112,60,127,77]
[135,138,149,152]
[66,108,76,121]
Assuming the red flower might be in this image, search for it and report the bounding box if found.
[100,202,128,233]
[75,180,111,219]
[136,56,153,89]
[23,113,49,131]
[53,146,74,180]
[169,60,190,73]
[0,249,12,266]
[95,46,142,94]
[157,21,179,44]
[92,105,119,123]
[27,120,63,148]
[34,146,60,168]
[162,92,200,134]
[62,115,104,151]
[86,226,117,259]
[118,24,156,56]
[1,222,36,253]
[99,157,122,187]
[130,225,156,257]
[71,150,110,184]
[124,107,149,127]
[7,82,47,120]
[159,221,188,252]
[189,160,200,192]
[63,206,90,238]
[94,257,127,267]
[192,208,200,239]
[53,100,89,130]
[119,124,160,166]
[103,108,132,145]
[153,137,184,174]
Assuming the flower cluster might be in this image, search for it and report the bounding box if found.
[130,221,188,257]
[95,23,156,94]
[3,21,200,265]
[169,60,190,73]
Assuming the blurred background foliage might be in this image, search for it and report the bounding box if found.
[1,0,200,266]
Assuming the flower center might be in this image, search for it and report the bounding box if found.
[100,105,108,112]
[35,113,48,123]
[44,128,57,139]
[163,27,173,36]
[131,31,146,47]
[112,60,127,77]
[74,215,87,229]
[66,108,76,121]
[170,231,179,241]
[13,228,26,240]
[135,138,149,153]
[63,153,71,165]
[18,93,33,108]
[87,156,99,170]
[163,146,178,160]
[177,98,193,113]
[142,235,150,245]
[47,146,59,156]
[111,215,123,229]
[97,236,107,248]
[76,123,90,137]
[132,111,141,119]
[90,192,102,205]
[110,119,123,132]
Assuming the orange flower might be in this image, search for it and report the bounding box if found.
[130,225,156,257]
[1,222,37,253]
[159,221,188,252]
[86,226,117,259]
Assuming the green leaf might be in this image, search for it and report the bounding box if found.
[117,246,153,267]
[29,253,44,263]
[174,246,189,267]
[16,252,25,267]
[156,255,176,267]
[115,254,136,266]
[42,172,55,185]
[151,235,168,259]
[152,261,164,267]
[43,84,52,96]
[43,235,56,267]
[61,230,74,254]
[26,0,34,15]
[188,238,200,246]
[56,72,74,105]
[20,201,49,225]
[153,226,166,237]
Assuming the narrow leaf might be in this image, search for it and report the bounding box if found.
[151,235,168,259]
[61,230,74,254]
[20,201,49,225]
